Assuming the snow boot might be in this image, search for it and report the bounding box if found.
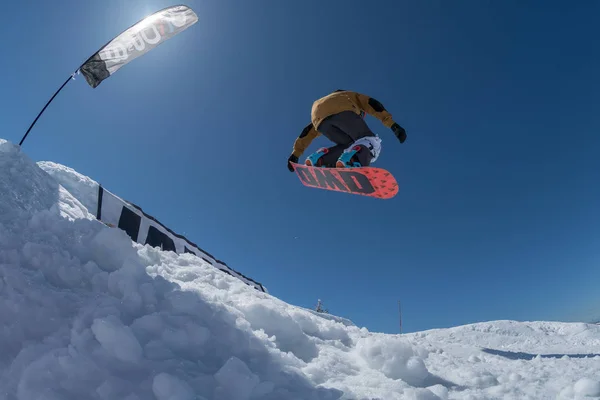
[336,145,366,168]
[305,147,329,167]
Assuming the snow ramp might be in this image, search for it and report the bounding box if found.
[2,138,600,400]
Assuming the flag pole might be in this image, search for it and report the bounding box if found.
[19,72,77,146]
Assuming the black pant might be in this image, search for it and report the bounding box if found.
[315,111,375,167]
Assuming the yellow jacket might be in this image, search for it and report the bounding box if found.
[291,90,397,158]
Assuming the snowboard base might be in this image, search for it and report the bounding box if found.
[291,162,398,199]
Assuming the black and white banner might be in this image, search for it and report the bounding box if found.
[96,186,267,293]
[80,5,198,88]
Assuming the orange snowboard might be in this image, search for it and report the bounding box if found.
[291,162,398,199]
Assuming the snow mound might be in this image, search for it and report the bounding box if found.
[0,140,91,222]
[38,160,100,214]
[302,307,356,327]
[2,137,600,399]
[410,319,600,355]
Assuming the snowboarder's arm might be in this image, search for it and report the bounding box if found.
[292,122,320,157]
[352,92,396,128]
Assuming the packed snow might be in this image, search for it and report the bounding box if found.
[2,137,600,399]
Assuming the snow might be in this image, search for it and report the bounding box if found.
[2,136,600,399]
[37,161,100,215]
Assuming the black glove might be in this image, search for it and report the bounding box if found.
[287,154,298,172]
[391,123,407,143]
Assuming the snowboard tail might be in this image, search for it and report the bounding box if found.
[291,163,398,199]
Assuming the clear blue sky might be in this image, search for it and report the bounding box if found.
[2,0,600,334]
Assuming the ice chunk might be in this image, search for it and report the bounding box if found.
[152,372,196,400]
[91,316,143,363]
[574,377,600,397]
[214,356,260,400]
[356,335,430,385]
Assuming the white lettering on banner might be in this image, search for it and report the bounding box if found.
[140,25,162,45]
[100,42,129,62]
[131,34,146,52]
[102,15,189,63]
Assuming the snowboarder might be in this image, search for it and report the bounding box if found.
[287,90,407,171]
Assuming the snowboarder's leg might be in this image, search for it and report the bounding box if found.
[304,117,353,167]
[321,111,382,167]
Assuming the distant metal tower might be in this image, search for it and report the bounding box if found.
[398,300,403,334]
[315,299,328,314]
[316,299,323,312]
